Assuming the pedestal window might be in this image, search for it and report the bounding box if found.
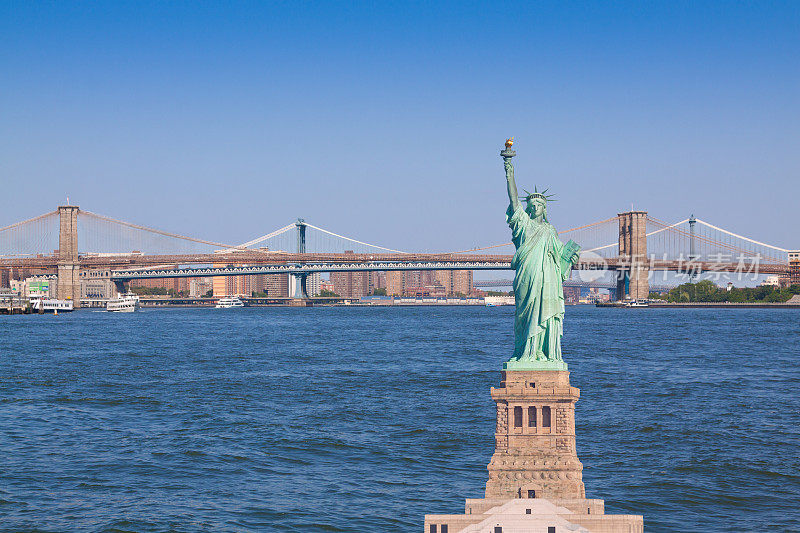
[513,406,522,427]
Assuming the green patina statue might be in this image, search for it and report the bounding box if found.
[501,139,580,370]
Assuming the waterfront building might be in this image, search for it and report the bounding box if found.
[760,274,791,288]
[265,273,289,297]
[403,271,426,297]
[331,271,370,298]
[434,270,474,296]
[370,271,386,292]
[320,279,335,294]
[330,251,370,297]
[382,270,476,297]
[563,285,580,304]
[212,263,250,297]
[131,270,191,294]
[10,276,55,298]
[305,272,321,297]
[189,277,213,297]
[790,251,800,284]
[81,269,115,299]
[210,267,287,297]
[385,271,404,297]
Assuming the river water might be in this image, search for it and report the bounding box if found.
[1,306,798,532]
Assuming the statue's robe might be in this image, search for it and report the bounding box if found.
[506,203,569,361]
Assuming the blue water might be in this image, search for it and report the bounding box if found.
[1,306,798,532]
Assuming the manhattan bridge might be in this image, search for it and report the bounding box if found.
[0,205,792,307]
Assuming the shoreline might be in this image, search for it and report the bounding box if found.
[597,301,800,309]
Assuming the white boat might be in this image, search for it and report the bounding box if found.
[484,295,515,307]
[31,297,74,313]
[626,299,650,308]
[106,292,140,312]
[215,296,244,308]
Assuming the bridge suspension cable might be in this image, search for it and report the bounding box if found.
[79,210,248,251]
[0,210,58,233]
[558,216,620,234]
[573,218,691,255]
[235,224,296,250]
[646,215,785,264]
[694,218,790,252]
[0,210,59,257]
[302,222,408,254]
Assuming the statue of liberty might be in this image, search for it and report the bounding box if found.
[501,139,580,370]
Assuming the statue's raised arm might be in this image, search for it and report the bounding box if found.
[502,138,520,212]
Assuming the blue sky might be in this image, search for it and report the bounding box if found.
[2,1,798,252]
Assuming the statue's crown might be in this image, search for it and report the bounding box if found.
[521,186,556,202]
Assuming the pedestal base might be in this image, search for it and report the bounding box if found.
[503,359,568,371]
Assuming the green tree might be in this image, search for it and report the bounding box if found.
[130,286,169,296]
[665,281,794,303]
[372,288,387,296]
[319,289,339,297]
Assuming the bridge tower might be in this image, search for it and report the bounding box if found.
[290,218,309,299]
[688,214,699,281]
[57,205,81,307]
[616,210,649,300]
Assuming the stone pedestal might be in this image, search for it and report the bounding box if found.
[485,369,585,500]
[423,367,644,532]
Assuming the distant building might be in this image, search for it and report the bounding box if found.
[331,271,370,298]
[563,285,580,304]
[761,275,783,288]
[790,251,800,284]
[189,277,213,297]
[433,270,474,296]
[385,271,404,297]
[320,279,335,294]
[132,276,191,294]
[330,252,371,298]
[305,272,321,297]
[130,266,202,295]
[212,262,250,297]
[11,276,55,298]
[370,271,386,291]
[265,273,289,297]
[381,270,475,297]
[81,270,115,299]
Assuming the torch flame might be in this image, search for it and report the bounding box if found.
[505,137,514,149]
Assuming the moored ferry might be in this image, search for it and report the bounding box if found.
[106,292,140,312]
[215,296,244,308]
[30,297,74,313]
[484,295,515,307]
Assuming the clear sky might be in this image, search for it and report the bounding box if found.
[2,1,798,252]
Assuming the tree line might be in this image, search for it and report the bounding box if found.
[651,280,800,303]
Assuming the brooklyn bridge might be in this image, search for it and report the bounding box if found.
[0,205,792,307]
